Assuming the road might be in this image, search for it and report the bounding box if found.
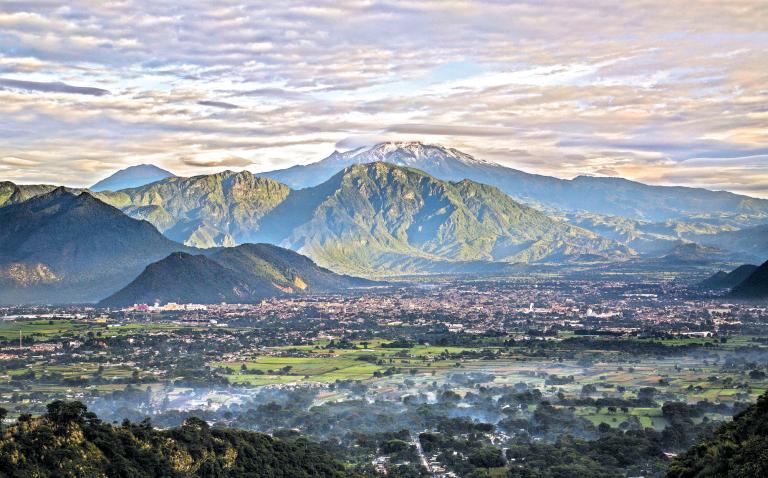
[410,431,433,476]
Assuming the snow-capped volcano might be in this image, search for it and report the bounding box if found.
[260,141,501,190]
[334,141,491,167]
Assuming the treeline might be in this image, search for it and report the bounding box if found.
[407,332,712,356]
[0,401,354,478]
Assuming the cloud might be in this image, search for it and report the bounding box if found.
[239,88,308,100]
[0,156,39,166]
[197,100,239,109]
[335,135,392,151]
[0,77,109,95]
[0,1,763,197]
[180,155,253,168]
[385,124,522,137]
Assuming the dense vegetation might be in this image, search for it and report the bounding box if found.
[667,390,768,477]
[0,401,351,477]
[256,162,625,273]
[96,170,291,248]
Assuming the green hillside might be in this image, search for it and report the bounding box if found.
[97,171,290,247]
[258,162,628,273]
[0,401,350,478]
[667,390,768,477]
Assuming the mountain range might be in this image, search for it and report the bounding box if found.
[254,162,626,273]
[97,170,290,247]
[0,188,190,304]
[82,142,765,264]
[91,162,628,273]
[261,142,768,263]
[0,189,370,304]
[697,224,768,263]
[260,142,768,223]
[2,141,767,283]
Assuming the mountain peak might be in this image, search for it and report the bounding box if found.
[35,186,89,206]
[700,264,758,289]
[340,160,435,181]
[39,186,114,211]
[345,141,489,166]
[48,185,72,196]
[0,188,188,304]
[91,164,175,192]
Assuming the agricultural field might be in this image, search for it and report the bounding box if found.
[0,319,91,341]
[206,337,768,432]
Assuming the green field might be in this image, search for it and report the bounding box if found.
[0,320,91,341]
[2,318,766,432]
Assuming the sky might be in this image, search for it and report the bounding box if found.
[0,1,766,197]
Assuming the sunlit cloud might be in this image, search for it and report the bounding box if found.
[0,0,764,197]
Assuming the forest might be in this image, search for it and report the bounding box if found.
[0,401,351,478]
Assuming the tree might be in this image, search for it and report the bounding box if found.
[469,446,505,475]
[45,400,88,428]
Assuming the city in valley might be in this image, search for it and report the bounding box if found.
[2,271,767,477]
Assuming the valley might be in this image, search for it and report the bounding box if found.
[3,2,766,476]
[2,143,768,477]
[2,274,767,477]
